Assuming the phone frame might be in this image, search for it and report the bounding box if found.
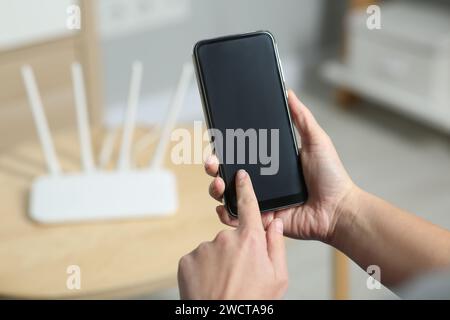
[192,30,307,216]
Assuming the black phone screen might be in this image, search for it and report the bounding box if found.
[194,32,307,214]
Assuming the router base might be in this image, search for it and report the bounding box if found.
[29,169,177,223]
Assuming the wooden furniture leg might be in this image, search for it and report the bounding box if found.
[335,88,359,108]
[333,249,350,299]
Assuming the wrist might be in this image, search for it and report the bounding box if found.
[327,183,364,248]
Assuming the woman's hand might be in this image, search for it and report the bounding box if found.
[205,90,356,243]
[178,169,288,299]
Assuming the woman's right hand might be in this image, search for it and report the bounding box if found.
[205,89,358,243]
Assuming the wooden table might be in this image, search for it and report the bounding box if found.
[0,126,348,299]
[0,127,224,298]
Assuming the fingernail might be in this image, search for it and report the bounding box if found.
[236,169,247,183]
[274,219,283,234]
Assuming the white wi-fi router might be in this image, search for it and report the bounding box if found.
[21,61,193,223]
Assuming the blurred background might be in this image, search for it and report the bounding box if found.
[0,0,449,299]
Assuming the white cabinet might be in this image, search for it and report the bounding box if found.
[322,1,450,132]
[0,0,77,50]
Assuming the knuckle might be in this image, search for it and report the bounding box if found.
[241,229,262,245]
[214,230,230,243]
[178,254,190,272]
[238,196,254,208]
[196,241,210,253]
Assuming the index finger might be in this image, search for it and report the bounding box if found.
[235,169,263,231]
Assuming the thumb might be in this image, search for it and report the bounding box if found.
[266,218,287,276]
[287,89,325,148]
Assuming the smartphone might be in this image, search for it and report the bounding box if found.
[193,31,307,216]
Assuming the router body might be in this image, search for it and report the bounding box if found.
[21,61,192,224]
[30,169,177,223]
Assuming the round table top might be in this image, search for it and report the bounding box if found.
[0,127,223,298]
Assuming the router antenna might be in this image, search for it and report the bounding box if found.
[72,62,95,173]
[118,60,143,171]
[98,127,117,169]
[21,65,61,176]
[150,62,193,169]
